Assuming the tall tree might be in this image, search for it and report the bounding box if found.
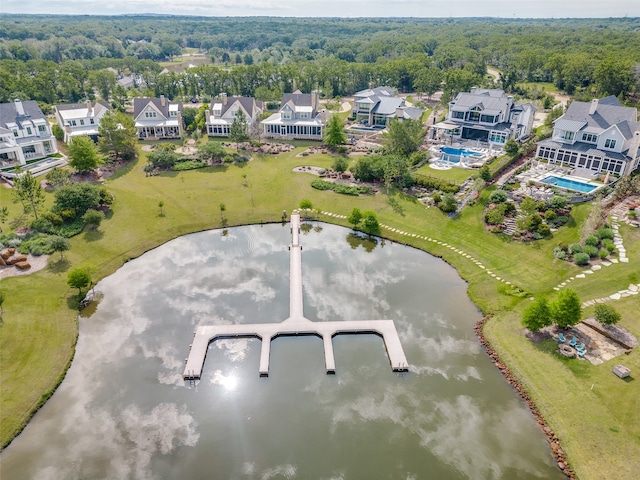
[228,109,249,152]
[521,298,552,332]
[67,268,91,297]
[383,118,425,157]
[324,115,346,148]
[49,236,70,260]
[98,110,137,162]
[12,171,45,220]
[362,210,380,236]
[68,136,103,173]
[347,208,363,229]
[88,69,116,102]
[550,289,582,328]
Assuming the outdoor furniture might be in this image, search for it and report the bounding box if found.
[558,333,566,343]
[576,343,586,352]
[577,349,586,358]
[569,336,578,347]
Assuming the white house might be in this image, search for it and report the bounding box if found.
[536,96,640,177]
[206,94,263,137]
[433,88,535,147]
[55,101,111,144]
[0,99,58,166]
[133,96,183,139]
[262,91,325,141]
[351,86,424,126]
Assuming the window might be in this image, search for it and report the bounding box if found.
[26,127,32,135]
[38,124,47,133]
[357,103,370,111]
[604,138,616,149]
[80,119,85,126]
[13,130,18,137]
[562,131,574,141]
[582,133,597,143]
[480,114,496,123]
[145,111,157,118]
[281,111,292,120]
[468,111,480,122]
[170,111,176,117]
[452,111,464,119]
[70,120,77,127]
[90,119,95,124]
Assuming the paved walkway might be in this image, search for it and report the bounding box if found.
[184,213,408,380]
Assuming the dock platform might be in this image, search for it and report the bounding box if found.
[183,213,408,380]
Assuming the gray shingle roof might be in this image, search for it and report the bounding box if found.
[133,97,182,119]
[450,89,511,113]
[0,100,46,128]
[220,97,261,118]
[559,96,639,139]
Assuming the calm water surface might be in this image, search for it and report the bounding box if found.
[1,223,562,480]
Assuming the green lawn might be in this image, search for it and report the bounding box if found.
[1,146,639,480]
[414,163,477,184]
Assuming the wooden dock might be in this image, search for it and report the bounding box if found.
[183,214,408,380]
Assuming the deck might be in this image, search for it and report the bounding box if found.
[183,213,408,379]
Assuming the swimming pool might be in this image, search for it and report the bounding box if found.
[440,146,484,163]
[541,175,598,193]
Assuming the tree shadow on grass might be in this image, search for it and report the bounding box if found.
[48,258,71,275]
[66,294,81,311]
[387,196,405,216]
[84,229,104,242]
[107,159,137,181]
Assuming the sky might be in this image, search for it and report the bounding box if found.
[1,0,638,18]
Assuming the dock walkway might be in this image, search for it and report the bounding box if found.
[184,213,408,379]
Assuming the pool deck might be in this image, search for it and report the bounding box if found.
[183,213,408,379]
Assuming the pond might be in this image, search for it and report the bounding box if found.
[1,222,563,480]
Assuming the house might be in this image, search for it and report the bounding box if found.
[351,87,424,126]
[0,99,58,166]
[55,101,111,143]
[206,93,263,137]
[433,88,535,147]
[133,96,183,139]
[262,91,325,140]
[536,96,640,177]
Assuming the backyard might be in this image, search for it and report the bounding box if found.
[0,144,638,479]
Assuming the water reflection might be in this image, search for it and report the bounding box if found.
[1,223,563,480]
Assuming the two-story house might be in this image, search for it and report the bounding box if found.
[133,96,183,140]
[433,88,535,147]
[262,91,325,140]
[0,99,58,166]
[536,96,640,177]
[206,94,263,137]
[55,101,111,144]
[351,87,424,126]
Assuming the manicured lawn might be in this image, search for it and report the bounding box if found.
[413,163,477,184]
[1,145,638,480]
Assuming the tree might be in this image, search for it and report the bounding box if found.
[98,110,137,162]
[197,141,225,163]
[229,109,249,151]
[332,156,348,174]
[52,123,64,141]
[182,107,198,132]
[594,304,621,325]
[594,57,634,98]
[362,210,380,236]
[45,167,70,189]
[550,289,582,328]
[347,208,363,229]
[324,115,346,148]
[147,148,179,169]
[219,203,226,220]
[521,298,552,332]
[383,118,425,157]
[479,165,491,182]
[504,138,520,156]
[88,69,116,102]
[83,209,104,229]
[158,201,165,216]
[49,236,70,260]
[12,171,45,220]
[67,268,91,296]
[439,193,458,213]
[68,136,103,173]
[53,183,102,217]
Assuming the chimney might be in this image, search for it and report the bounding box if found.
[86,101,93,115]
[221,93,227,106]
[205,110,211,122]
[395,107,405,119]
[589,99,599,115]
[311,91,319,110]
[160,94,166,107]
[627,130,640,164]
[14,99,25,116]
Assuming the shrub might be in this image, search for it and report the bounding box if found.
[602,238,615,252]
[597,227,614,240]
[552,216,569,226]
[594,304,621,325]
[573,252,590,265]
[544,210,557,221]
[42,211,63,226]
[173,160,208,171]
[569,243,583,254]
[485,207,505,225]
[553,247,567,260]
[413,175,460,193]
[548,196,567,210]
[503,202,516,215]
[438,193,458,213]
[585,234,599,247]
[488,190,508,204]
[557,242,568,252]
[537,223,551,237]
[311,179,334,191]
[432,192,442,204]
[599,249,609,259]
[583,245,598,258]
[83,209,104,229]
[30,217,55,234]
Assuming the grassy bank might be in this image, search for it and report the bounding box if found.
[1,146,638,479]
